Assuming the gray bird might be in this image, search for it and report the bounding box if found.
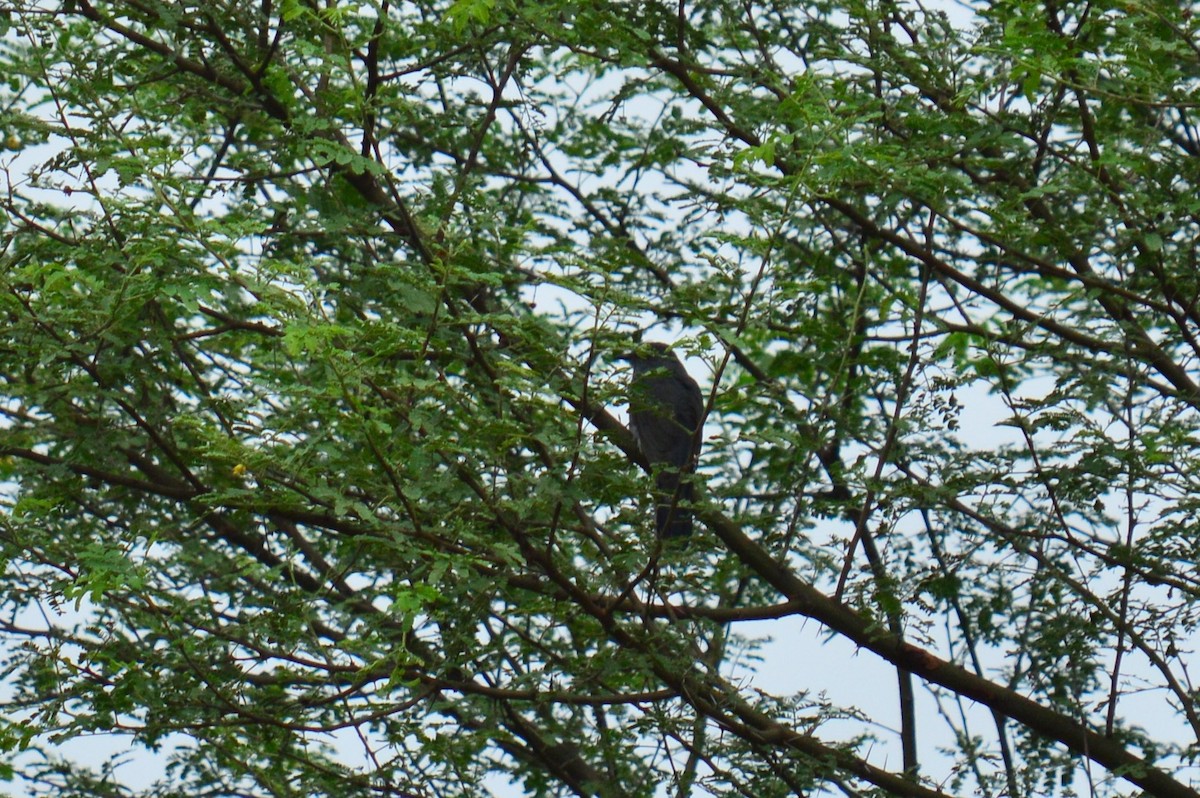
[619,343,704,538]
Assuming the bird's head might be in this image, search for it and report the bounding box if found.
[616,341,677,372]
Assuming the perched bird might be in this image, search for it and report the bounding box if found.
[619,343,705,538]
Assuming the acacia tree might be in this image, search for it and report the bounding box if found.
[1,0,1199,795]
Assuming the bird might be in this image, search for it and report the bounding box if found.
[618,342,705,538]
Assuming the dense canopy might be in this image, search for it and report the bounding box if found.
[2,0,1200,796]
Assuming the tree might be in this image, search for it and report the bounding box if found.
[0,0,1198,795]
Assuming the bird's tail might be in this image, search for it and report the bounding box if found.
[655,471,693,538]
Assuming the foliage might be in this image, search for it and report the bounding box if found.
[1,0,1199,796]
